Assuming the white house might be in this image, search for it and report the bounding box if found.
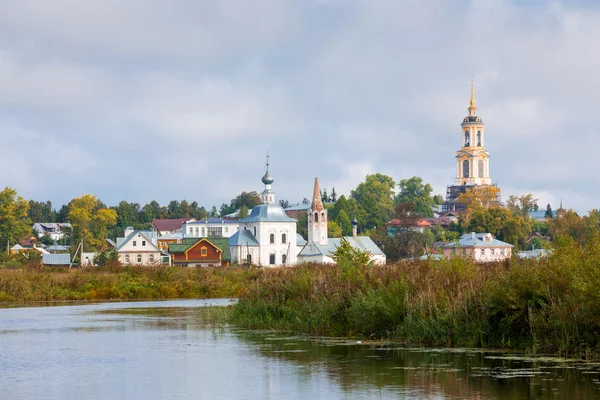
[32,223,71,241]
[229,161,297,266]
[443,233,513,262]
[113,227,162,265]
[298,178,386,266]
[183,218,239,238]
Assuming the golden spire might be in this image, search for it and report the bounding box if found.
[468,76,477,114]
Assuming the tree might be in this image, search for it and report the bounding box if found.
[395,177,435,217]
[238,205,249,219]
[351,174,395,230]
[210,206,218,217]
[328,220,342,238]
[506,194,538,218]
[544,204,553,219]
[464,206,531,248]
[0,187,32,251]
[28,200,56,223]
[547,209,585,243]
[321,188,329,203]
[457,186,501,213]
[335,209,353,236]
[278,199,290,209]
[68,194,117,251]
[330,187,338,202]
[433,194,444,205]
[56,204,70,223]
[302,198,310,205]
[331,238,374,270]
[140,201,162,223]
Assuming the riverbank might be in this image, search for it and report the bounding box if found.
[229,242,600,359]
[0,265,255,303]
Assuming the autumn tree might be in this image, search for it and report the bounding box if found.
[68,194,117,251]
[457,185,501,213]
[395,176,435,217]
[0,187,32,250]
[464,206,531,248]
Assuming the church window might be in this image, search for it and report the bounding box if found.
[269,254,276,265]
[463,160,470,178]
[149,254,154,263]
[270,234,275,244]
[464,131,470,146]
[137,254,142,263]
[314,212,319,222]
[125,255,130,263]
[477,131,482,146]
[321,212,325,221]
[282,254,287,264]
[478,160,484,177]
[282,233,287,244]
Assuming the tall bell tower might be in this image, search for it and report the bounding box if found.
[455,78,491,185]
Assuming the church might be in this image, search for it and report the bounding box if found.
[228,158,298,267]
[443,79,501,212]
[297,178,386,265]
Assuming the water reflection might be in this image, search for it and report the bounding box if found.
[0,302,599,400]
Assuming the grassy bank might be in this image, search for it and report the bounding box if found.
[230,240,600,358]
[0,265,257,303]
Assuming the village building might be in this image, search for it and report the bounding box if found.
[229,157,298,266]
[32,223,72,241]
[443,233,513,262]
[168,237,231,267]
[182,218,239,238]
[298,178,386,265]
[152,218,195,236]
[112,227,162,265]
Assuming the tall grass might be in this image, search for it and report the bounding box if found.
[230,239,600,358]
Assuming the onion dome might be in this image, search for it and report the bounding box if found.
[351,218,358,226]
[262,170,274,185]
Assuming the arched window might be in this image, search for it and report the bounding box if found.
[137,254,142,264]
[149,254,154,263]
[314,212,319,222]
[125,254,130,263]
[270,234,275,244]
[478,160,484,178]
[281,233,287,244]
[269,254,276,265]
[463,160,470,178]
[477,131,482,146]
[321,212,325,221]
[282,254,287,264]
[464,131,470,147]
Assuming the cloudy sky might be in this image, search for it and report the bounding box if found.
[0,0,598,212]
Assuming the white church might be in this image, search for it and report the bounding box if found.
[229,158,386,266]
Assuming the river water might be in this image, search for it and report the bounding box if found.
[1,299,599,399]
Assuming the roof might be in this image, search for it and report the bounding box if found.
[299,236,385,257]
[296,233,307,246]
[444,233,513,248]
[116,230,158,251]
[423,217,453,226]
[152,218,193,232]
[284,203,311,212]
[46,243,70,252]
[158,232,183,240]
[32,223,72,234]
[229,229,260,247]
[311,178,324,212]
[240,204,297,223]
[517,248,551,259]
[185,218,238,225]
[386,218,431,227]
[529,210,556,219]
[168,237,231,261]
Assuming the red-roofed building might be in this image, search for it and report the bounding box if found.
[152,218,195,236]
[386,218,431,235]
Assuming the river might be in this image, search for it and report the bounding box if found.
[1,299,599,399]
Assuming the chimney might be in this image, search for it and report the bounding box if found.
[124,227,134,237]
[352,217,358,239]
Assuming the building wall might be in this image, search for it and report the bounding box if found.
[443,246,511,262]
[119,251,161,265]
[172,241,222,264]
[183,222,240,238]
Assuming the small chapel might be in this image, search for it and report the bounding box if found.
[298,178,386,265]
[443,79,501,212]
[228,157,299,267]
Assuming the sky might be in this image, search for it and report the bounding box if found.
[0,0,599,213]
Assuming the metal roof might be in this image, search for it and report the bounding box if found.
[240,204,297,223]
[43,254,71,265]
[185,218,238,225]
[299,236,385,257]
[116,230,158,251]
[229,229,260,247]
[443,233,513,248]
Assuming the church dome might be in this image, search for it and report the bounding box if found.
[262,171,274,185]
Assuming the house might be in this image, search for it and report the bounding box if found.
[152,218,195,236]
[168,237,231,267]
[386,218,431,235]
[32,223,71,240]
[113,227,162,265]
[423,217,454,229]
[182,218,239,238]
[298,178,386,265]
[443,233,513,262]
[157,232,183,251]
[229,160,298,266]
[284,203,312,219]
[43,254,71,266]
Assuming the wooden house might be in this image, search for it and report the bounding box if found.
[168,237,231,267]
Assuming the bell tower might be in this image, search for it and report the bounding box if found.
[455,78,491,186]
[307,177,328,246]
